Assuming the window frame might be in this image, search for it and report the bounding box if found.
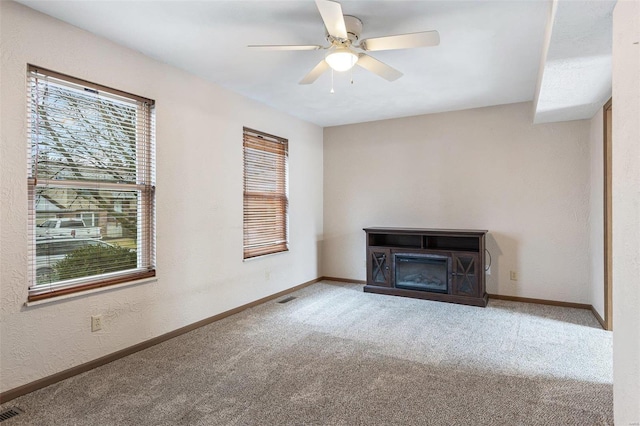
[242,127,289,259]
[27,65,156,301]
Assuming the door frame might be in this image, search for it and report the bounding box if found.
[603,98,613,331]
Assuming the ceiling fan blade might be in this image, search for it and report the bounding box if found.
[361,31,440,51]
[248,45,323,51]
[299,60,330,84]
[315,0,348,39]
[356,54,403,81]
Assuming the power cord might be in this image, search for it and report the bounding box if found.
[485,248,492,272]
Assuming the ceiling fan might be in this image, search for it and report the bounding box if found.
[248,0,440,85]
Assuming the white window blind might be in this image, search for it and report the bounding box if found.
[243,128,289,259]
[27,66,156,301]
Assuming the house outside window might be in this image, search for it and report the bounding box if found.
[242,127,289,259]
[27,66,156,301]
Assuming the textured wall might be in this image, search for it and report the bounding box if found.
[323,102,591,303]
[588,108,605,319]
[612,0,640,422]
[0,1,323,392]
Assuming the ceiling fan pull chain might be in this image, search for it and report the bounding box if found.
[350,67,354,85]
[330,69,335,94]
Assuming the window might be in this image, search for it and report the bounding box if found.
[60,220,85,228]
[243,128,288,259]
[27,66,155,301]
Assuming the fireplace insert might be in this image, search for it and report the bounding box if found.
[394,253,450,293]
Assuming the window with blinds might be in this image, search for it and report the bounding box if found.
[243,128,289,259]
[27,66,156,301]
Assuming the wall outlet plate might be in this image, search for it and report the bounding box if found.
[91,315,102,332]
[510,270,518,281]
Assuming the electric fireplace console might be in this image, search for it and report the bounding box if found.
[364,227,488,307]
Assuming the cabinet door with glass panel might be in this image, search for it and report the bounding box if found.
[451,252,480,297]
[367,248,391,287]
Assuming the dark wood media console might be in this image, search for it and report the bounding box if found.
[364,227,488,307]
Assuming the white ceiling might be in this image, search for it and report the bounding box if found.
[18,0,612,127]
[534,0,615,123]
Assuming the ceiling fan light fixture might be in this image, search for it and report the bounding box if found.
[325,47,359,72]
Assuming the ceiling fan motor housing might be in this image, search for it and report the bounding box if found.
[326,15,363,45]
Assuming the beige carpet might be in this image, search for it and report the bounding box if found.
[1,281,613,425]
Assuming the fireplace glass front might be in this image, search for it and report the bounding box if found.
[394,254,449,293]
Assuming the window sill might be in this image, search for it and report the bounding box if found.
[243,249,289,262]
[24,275,157,307]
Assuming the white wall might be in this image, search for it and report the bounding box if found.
[612,0,640,422]
[588,108,605,319]
[323,102,591,303]
[0,1,323,393]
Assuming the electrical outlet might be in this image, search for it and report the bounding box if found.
[91,315,103,332]
[510,270,518,281]
[265,271,271,281]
